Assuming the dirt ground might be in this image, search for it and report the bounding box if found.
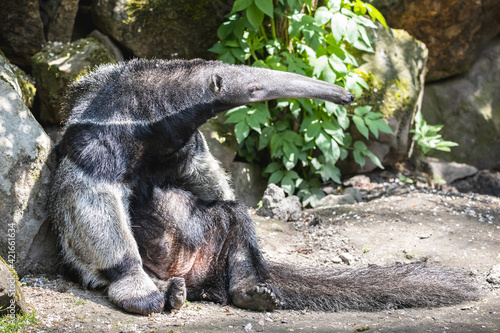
[21,177,500,333]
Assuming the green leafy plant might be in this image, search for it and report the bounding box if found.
[410,110,458,155]
[210,0,391,206]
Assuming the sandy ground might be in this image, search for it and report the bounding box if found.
[21,185,500,332]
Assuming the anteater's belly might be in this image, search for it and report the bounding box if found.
[140,233,219,287]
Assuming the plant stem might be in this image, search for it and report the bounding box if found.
[260,25,269,42]
[271,17,277,40]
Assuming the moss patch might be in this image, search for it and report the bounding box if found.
[31,38,116,124]
[354,69,414,118]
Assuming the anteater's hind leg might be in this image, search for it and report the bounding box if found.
[217,201,281,311]
[131,186,281,311]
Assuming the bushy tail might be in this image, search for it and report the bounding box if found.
[269,262,477,311]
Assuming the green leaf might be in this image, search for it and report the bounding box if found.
[354,106,372,116]
[289,100,302,118]
[283,141,299,163]
[331,12,347,43]
[345,75,362,97]
[258,126,275,150]
[219,51,236,64]
[246,2,264,29]
[270,132,284,155]
[264,161,281,173]
[315,131,339,163]
[353,2,367,15]
[325,103,349,129]
[328,54,347,75]
[319,163,341,183]
[247,115,262,133]
[255,0,274,18]
[321,119,344,144]
[225,106,250,123]
[269,170,285,184]
[345,18,360,44]
[365,150,384,169]
[234,121,250,143]
[353,141,367,167]
[311,157,322,170]
[231,0,253,13]
[365,118,379,138]
[209,41,228,54]
[314,6,333,25]
[217,21,235,40]
[305,120,321,141]
[312,55,336,83]
[281,175,295,195]
[353,115,369,139]
[231,47,246,63]
[375,119,393,134]
[366,3,388,29]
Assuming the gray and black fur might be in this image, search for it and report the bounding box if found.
[48,59,475,315]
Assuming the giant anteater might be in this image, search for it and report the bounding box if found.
[48,59,476,315]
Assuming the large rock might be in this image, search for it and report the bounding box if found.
[0,56,37,109]
[0,54,59,276]
[230,162,267,208]
[0,258,27,315]
[421,37,500,170]
[257,184,302,222]
[43,0,80,43]
[340,27,428,173]
[368,0,500,81]
[90,0,232,59]
[0,0,45,66]
[453,170,500,197]
[421,157,478,185]
[31,38,117,125]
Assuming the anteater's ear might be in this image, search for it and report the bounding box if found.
[211,74,223,92]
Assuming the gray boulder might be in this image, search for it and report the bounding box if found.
[44,0,80,43]
[230,162,267,208]
[453,170,500,197]
[421,157,478,185]
[421,37,500,170]
[0,258,27,315]
[340,27,428,173]
[257,184,302,222]
[0,54,59,276]
[91,0,232,59]
[0,0,45,66]
[31,38,117,125]
[368,0,500,81]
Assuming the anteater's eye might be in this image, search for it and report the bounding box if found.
[250,85,260,92]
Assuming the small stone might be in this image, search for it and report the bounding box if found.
[331,256,343,264]
[340,253,354,265]
[486,264,500,285]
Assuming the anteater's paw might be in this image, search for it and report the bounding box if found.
[232,283,281,311]
[108,274,165,315]
[164,277,187,311]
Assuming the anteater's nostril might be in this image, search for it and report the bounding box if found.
[348,92,355,103]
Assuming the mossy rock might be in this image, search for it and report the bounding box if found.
[0,257,27,316]
[31,38,117,125]
[339,26,428,173]
[91,0,232,59]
